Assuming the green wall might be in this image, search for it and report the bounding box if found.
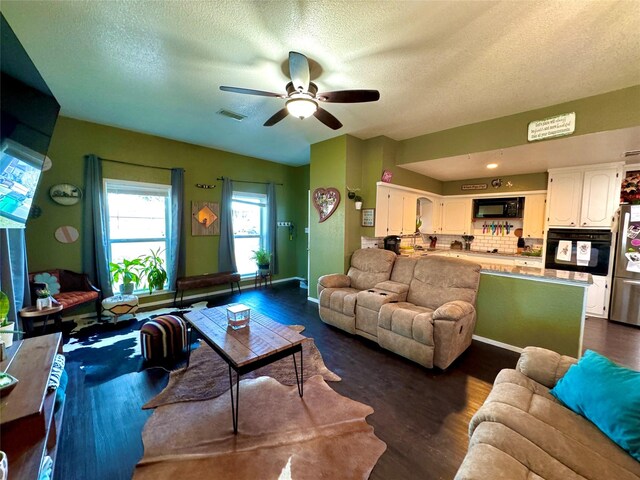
[442,172,548,195]
[399,85,640,165]
[345,136,364,270]
[309,136,348,297]
[26,117,308,304]
[476,275,585,356]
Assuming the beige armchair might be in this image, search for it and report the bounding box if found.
[377,256,481,369]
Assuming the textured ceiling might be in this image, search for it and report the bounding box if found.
[2,1,639,166]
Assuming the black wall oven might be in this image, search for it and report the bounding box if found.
[545,229,613,275]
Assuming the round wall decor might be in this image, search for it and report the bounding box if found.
[54,225,79,243]
[49,183,82,205]
[42,156,53,172]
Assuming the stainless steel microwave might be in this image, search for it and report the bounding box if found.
[472,197,524,218]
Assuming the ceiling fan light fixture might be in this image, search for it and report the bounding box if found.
[286,97,318,119]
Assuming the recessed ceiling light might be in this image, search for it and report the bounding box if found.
[486,163,498,169]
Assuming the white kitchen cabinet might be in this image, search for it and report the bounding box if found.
[586,275,609,317]
[387,188,405,235]
[580,168,620,228]
[375,185,418,236]
[546,171,582,227]
[374,185,391,237]
[440,198,472,234]
[546,164,622,229]
[522,194,546,238]
[402,193,418,235]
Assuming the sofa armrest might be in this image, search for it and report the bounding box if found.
[318,274,351,289]
[516,346,577,388]
[432,300,475,321]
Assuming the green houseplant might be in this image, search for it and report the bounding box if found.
[109,258,143,295]
[139,248,168,294]
[0,290,22,348]
[250,248,271,274]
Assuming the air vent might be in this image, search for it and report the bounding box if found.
[216,109,246,121]
[624,150,640,157]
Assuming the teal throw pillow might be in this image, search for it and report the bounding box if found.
[550,350,640,461]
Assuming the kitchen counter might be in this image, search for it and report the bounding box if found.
[397,248,591,286]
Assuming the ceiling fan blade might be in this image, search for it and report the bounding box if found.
[314,107,343,130]
[220,86,283,98]
[317,89,380,103]
[264,108,289,127]
[289,51,310,92]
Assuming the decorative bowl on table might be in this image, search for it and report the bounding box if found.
[0,372,18,396]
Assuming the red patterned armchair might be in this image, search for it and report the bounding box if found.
[29,269,102,320]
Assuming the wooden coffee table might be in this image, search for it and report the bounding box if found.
[183,306,306,434]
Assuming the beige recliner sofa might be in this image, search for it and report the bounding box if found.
[318,248,481,369]
[455,347,640,480]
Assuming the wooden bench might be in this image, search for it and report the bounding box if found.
[174,272,241,307]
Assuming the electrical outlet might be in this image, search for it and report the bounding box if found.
[277,221,292,227]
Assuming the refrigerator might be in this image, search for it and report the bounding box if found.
[610,204,640,326]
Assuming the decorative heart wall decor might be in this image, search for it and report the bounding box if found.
[312,187,341,223]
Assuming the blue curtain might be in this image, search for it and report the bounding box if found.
[266,182,278,274]
[0,229,31,330]
[168,168,185,289]
[82,154,113,297]
[218,177,237,273]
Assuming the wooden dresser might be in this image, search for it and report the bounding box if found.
[0,333,65,479]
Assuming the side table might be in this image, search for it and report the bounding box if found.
[254,270,272,288]
[19,304,64,336]
[102,294,139,322]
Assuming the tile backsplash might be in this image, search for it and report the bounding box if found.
[361,233,542,254]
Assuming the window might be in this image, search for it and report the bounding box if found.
[232,192,267,275]
[104,179,171,292]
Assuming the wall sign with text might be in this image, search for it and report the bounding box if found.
[528,112,575,142]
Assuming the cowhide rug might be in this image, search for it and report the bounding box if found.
[61,301,208,386]
[143,333,340,409]
[134,375,386,480]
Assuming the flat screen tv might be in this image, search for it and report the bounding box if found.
[0,139,44,228]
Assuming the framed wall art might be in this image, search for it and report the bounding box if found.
[361,208,375,227]
[191,201,220,235]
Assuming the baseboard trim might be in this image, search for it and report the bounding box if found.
[472,335,523,354]
[307,296,319,304]
[60,276,305,322]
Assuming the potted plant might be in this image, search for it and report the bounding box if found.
[139,248,168,294]
[0,291,22,348]
[36,287,52,310]
[250,248,271,275]
[109,258,143,295]
[354,195,363,210]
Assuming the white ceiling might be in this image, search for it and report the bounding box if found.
[1,1,639,167]
[402,126,640,181]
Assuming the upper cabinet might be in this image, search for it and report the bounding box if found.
[546,164,622,229]
[547,171,582,227]
[522,194,546,238]
[440,198,472,235]
[580,169,620,227]
[375,185,418,236]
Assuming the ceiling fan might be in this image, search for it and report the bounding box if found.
[220,51,380,130]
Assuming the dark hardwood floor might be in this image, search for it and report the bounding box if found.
[583,316,640,370]
[55,282,638,480]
